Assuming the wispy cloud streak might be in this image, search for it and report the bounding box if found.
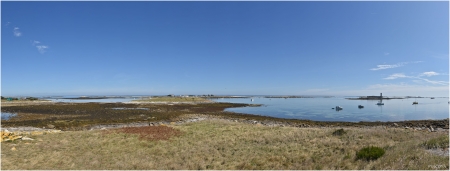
[13,27,22,37]
[420,71,440,77]
[370,61,422,71]
[384,73,408,80]
[384,72,448,85]
[32,40,41,46]
[31,40,49,54]
[36,45,49,53]
[370,64,401,70]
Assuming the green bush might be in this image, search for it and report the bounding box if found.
[421,135,449,149]
[26,97,38,101]
[356,146,385,161]
[332,128,346,136]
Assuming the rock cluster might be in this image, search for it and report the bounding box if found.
[1,131,24,142]
[0,129,62,142]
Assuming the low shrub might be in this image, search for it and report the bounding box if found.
[356,146,385,161]
[26,97,38,101]
[332,128,346,136]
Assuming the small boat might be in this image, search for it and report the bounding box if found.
[430,97,435,99]
[376,101,384,105]
[358,105,364,108]
[251,99,254,101]
[335,106,343,110]
[413,97,418,104]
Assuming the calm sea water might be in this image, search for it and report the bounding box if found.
[213,97,449,122]
[1,112,17,120]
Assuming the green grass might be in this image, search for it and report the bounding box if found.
[356,146,385,161]
[1,119,448,170]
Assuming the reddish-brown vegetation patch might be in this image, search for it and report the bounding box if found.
[108,126,183,141]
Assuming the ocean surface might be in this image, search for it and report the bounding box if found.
[213,97,449,122]
[1,112,17,120]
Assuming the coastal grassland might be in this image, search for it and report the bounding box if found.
[1,120,448,170]
[133,96,212,103]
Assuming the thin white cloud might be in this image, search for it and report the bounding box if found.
[384,52,390,56]
[5,22,11,26]
[371,64,402,71]
[370,61,423,71]
[384,73,408,80]
[13,27,22,37]
[420,71,440,77]
[418,78,448,85]
[36,45,49,54]
[384,72,448,85]
[31,40,49,54]
[31,40,41,46]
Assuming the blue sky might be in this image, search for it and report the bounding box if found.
[1,1,449,97]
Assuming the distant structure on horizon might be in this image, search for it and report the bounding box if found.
[346,93,403,100]
[366,93,383,100]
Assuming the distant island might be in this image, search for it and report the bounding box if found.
[346,96,405,100]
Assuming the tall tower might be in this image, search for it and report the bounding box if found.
[380,93,382,99]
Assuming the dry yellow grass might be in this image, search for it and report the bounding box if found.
[1,119,448,170]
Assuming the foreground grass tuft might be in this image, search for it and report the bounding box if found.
[356,146,385,161]
[421,135,449,149]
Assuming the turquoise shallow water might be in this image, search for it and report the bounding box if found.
[213,97,449,122]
